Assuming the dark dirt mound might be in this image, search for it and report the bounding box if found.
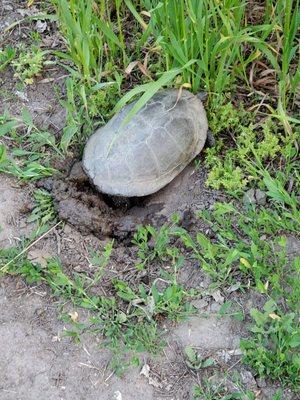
[39,160,224,241]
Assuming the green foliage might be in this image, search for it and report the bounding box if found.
[0,109,59,179]
[0,229,191,369]
[205,97,298,193]
[193,379,257,400]
[185,346,215,370]
[256,0,300,111]
[141,0,262,93]
[132,224,171,269]
[28,189,57,226]
[12,46,46,84]
[59,77,120,151]
[0,45,16,71]
[54,0,128,81]
[240,301,300,388]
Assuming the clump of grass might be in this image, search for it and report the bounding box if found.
[0,45,16,71]
[259,0,300,116]
[240,300,300,388]
[54,0,128,82]
[12,46,46,84]
[141,0,255,93]
[0,109,60,179]
[59,76,121,151]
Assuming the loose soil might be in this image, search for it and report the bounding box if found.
[41,159,224,241]
[0,2,299,399]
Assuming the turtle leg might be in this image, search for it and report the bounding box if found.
[205,130,215,148]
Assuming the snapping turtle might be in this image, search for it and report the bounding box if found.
[83,89,211,197]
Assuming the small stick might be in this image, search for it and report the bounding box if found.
[1,221,62,273]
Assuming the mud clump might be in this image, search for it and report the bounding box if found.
[39,162,163,241]
[38,160,220,241]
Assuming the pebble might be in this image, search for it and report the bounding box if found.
[240,369,257,391]
[3,4,14,11]
[255,189,267,205]
[243,188,266,206]
[243,188,256,205]
[256,377,267,388]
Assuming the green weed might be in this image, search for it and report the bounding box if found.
[205,97,299,194]
[28,189,57,227]
[0,45,16,71]
[193,379,256,400]
[0,109,59,179]
[141,0,257,93]
[257,0,299,125]
[12,46,47,84]
[59,76,120,151]
[185,346,215,370]
[240,300,300,388]
[0,232,191,370]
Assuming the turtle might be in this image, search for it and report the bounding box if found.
[82,89,212,198]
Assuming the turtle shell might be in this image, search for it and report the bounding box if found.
[82,89,208,197]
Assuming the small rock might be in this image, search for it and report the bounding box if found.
[243,189,256,205]
[210,301,222,312]
[255,189,266,205]
[256,377,267,388]
[36,20,47,33]
[217,349,232,363]
[211,289,224,304]
[240,369,257,391]
[28,249,52,268]
[63,224,73,235]
[113,391,122,400]
[243,188,266,206]
[140,364,162,388]
[191,298,208,310]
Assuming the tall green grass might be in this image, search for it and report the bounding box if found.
[119,0,299,125]
[257,0,299,131]
[53,0,299,138]
[141,0,255,93]
[54,0,128,82]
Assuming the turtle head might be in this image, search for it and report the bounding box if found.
[196,91,208,102]
[205,130,215,148]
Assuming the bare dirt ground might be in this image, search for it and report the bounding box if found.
[1,152,298,400]
[0,2,299,400]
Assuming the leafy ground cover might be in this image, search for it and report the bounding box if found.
[0,0,299,399]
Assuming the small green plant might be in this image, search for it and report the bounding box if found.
[0,109,60,179]
[59,77,120,151]
[0,45,16,71]
[185,346,214,370]
[193,379,256,400]
[240,300,300,388]
[12,46,46,84]
[132,224,171,269]
[204,97,294,194]
[28,189,57,227]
